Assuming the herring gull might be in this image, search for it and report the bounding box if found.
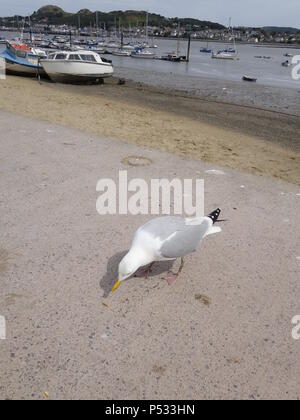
[112,209,222,292]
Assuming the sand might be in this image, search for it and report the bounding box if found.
[0,75,299,184]
[1,113,299,400]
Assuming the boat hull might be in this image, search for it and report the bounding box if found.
[212,54,236,60]
[4,59,46,76]
[41,60,114,83]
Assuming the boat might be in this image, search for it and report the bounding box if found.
[200,47,212,53]
[0,41,47,76]
[212,18,238,60]
[122,44,135,51]
[160,53,183,62]
[161,22,184,62]
[218,48,236,54]
[111,49,131,57]
[242,75,257,82]
[131,12,156,59]
[212,51,236,60]
[131,48,155,59]
[40,50,114,83]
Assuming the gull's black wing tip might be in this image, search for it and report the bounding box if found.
[207,208,221,224]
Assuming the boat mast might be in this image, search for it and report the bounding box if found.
[96,11,99,39]
[177,21,181,55]
[146,11,149,44]
[229,17,237,54]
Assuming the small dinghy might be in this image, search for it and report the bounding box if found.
[242,75,257,83]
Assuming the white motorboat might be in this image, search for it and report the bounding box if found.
[40,50,114,83]
[212,51,236,60]
[131,48,155,59]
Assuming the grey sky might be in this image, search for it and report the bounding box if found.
[1,0,299,27]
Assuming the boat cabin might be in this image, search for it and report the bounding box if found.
[47,51,103,63]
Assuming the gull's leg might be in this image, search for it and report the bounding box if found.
[144,262,154,279]
[165,258,185,285]
[177,258,185,276]
[135,263,154,279]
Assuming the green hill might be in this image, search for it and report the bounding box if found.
[263,26,300,34]
[1,5,225,30]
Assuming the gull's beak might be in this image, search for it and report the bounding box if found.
[112,280,121,292]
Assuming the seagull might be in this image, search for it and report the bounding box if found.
[112,209,222,292]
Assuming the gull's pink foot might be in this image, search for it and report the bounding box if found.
[165,271,178,286]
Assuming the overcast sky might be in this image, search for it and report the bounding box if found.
[1,0,299,27]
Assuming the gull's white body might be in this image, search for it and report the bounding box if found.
[118,214,222,283]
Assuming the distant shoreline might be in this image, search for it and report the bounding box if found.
[1,28,300,49]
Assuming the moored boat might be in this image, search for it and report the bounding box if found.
[200,47,212,53]
[212,51,236,60]
[111,49,131,57]
[0,41,46,76]
[242,75,257,82]
[40,50,114,83]
[131,48,155,59]
[160,53,183,62]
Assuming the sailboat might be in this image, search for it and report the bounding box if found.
[131,12,156,59]
[212,18,238,60]
[200,41,212,53]
[161,22,183,62]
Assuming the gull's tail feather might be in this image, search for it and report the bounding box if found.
[207,208,221,224]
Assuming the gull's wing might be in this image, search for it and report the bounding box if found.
[137,216,211,259]
[159,219,211,258]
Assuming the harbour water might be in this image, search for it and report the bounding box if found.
[112,39,300,90]
[1,32,299,89]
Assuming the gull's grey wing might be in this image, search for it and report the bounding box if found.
[138,216,187,241]
[159,222,209,258]
[138,216,210,259]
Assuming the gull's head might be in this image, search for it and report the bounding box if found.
[118,253,139,281]
[112,251,144,292]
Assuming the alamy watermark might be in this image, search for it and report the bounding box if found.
[292,316,300,340]
[0,315,6,340]
[292,56,300,80]
[0,57,6,80]
[96,171,205,217]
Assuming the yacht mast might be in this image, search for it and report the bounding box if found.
[146,11,149,43]
[177,21,181,55]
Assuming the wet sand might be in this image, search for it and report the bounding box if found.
[0,75,299,184]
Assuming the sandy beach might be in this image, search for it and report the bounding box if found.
[0,75,299,184]
[0,112,299,400]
